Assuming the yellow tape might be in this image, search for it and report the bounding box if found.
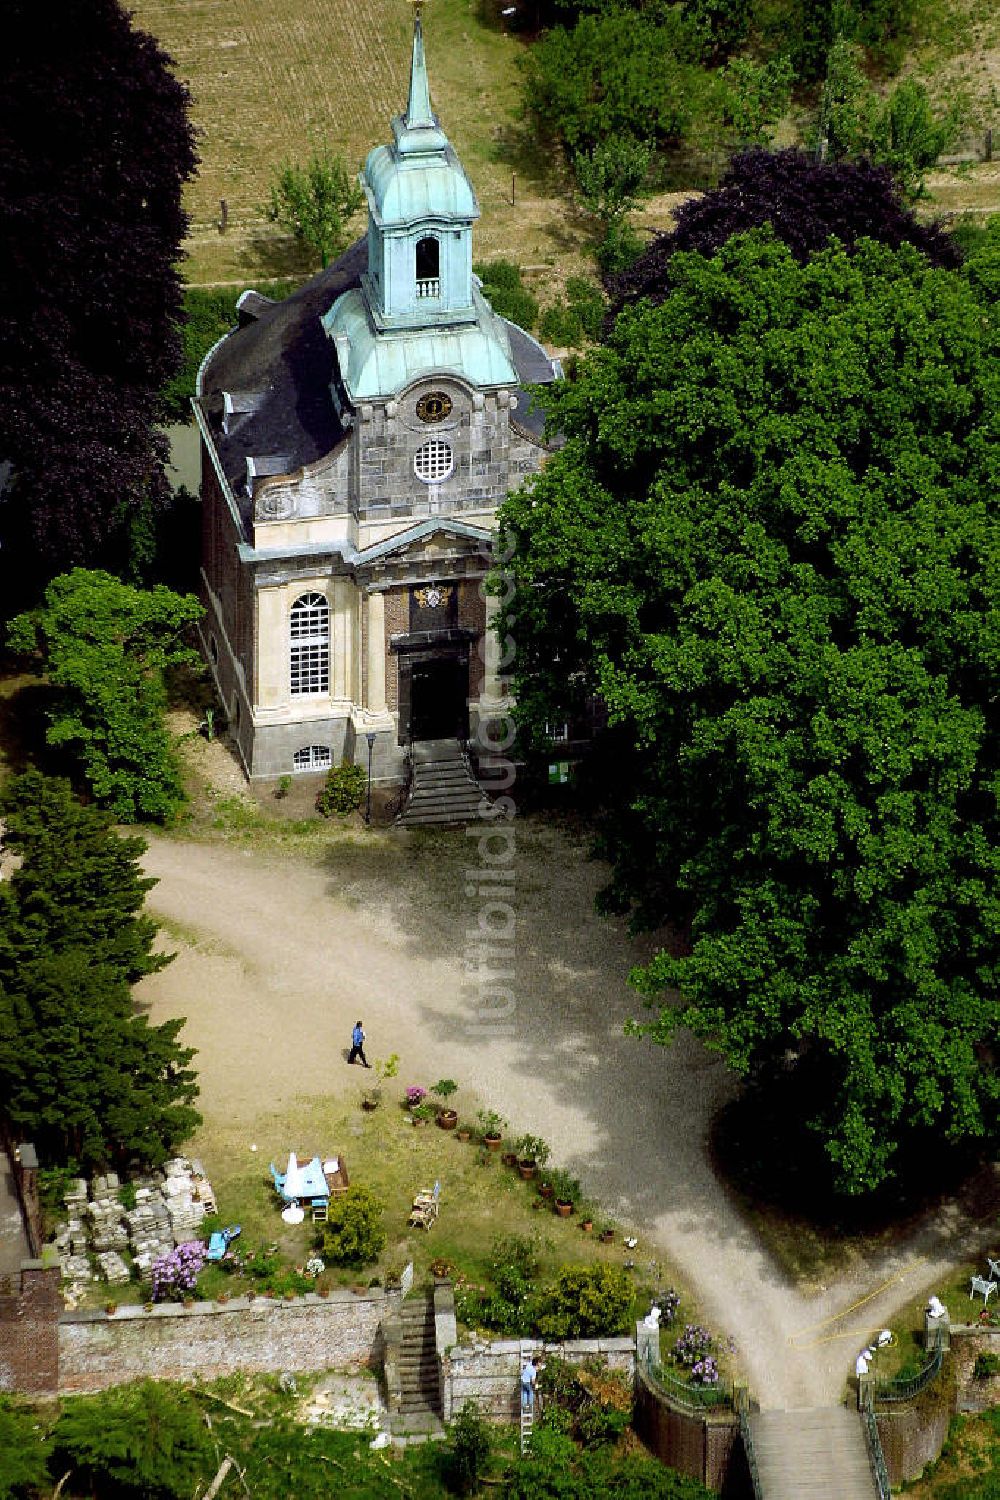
[785,1259,927,1346]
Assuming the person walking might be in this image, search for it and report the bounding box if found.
[348,1019,371,1067]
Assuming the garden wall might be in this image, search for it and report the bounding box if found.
[442,1334,635,1422]
[632,1363,745,1496]
[873,1326,1000,1485]
[57,1289,391,1394]
[0,1263,62,1396]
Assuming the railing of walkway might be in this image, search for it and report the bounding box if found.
[735,1398,763,1500]
[875,1331,944,1404]
[641,1350,734,1413]
[861,1402,892,1500]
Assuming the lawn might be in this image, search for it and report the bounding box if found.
[129,0,597,294]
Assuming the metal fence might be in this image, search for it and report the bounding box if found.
[862,1405,892,1500]
[736,1407,764,1500]
[874,1333,944,1405]
[641,1350,734,1413]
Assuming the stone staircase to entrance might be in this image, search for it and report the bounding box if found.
[748,1407,879,1499]
[396,739,485,827]
[394,1295,443,1435]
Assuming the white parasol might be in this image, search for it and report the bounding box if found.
[283,1151,304,1200]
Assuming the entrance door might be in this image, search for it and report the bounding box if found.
[409,657,467,742]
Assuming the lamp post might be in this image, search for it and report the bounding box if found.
[365,731,377,825]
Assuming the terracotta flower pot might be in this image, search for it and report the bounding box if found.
[599,1229,615,1244]
[555,1200,573,1218]
[518,1160,537,1180]
[484,1134,503,1152]
[456,1129,471,1142]
[412,1117,428,1128]
[538,1182,554,1199]
[581,1219,593,1233]
[437,1109,459,1130]
[502,1151,518,1168]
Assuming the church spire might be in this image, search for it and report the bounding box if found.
[405,4,434,131]
[395,2,447,155]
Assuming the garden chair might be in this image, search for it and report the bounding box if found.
[987,1257,1000,1282]
[408,1180,441,1230]
[970,1275,997,1304]
[311,1202,328,1223]
[268,1162,285,1194]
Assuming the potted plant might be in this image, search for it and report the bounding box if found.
[598,1224,615,1244]
[362,1052,399,1110]
[432,1078,459,1129]
[411,1099,437,1126]
[538,1178,554,1200]
[456,1123,472,1142]
[515,1133,551,1180]
[477,1108,507,1150]
[404,1085,427,1112]
[548,1168,581,1217]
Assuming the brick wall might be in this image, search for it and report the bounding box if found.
[384,588,408,713]
[57,1290,387,1394]
[0,1263,62,1395]
[632,1364,743,1494]
[458,581,486,701]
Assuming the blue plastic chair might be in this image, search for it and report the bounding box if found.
[206,1231,227,1262]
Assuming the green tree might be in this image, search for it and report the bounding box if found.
[816,38,956,198]
[8,568,203,822]
[505,1428,714,1498]
[536,1265,634,1339]
[266,151,364,269]
[52,1381,212,1499]
[522,11,709,159]
[722,55,794,146]
[0,1397,51,1500]
[498,231,1000,1196]
[318,1185,386,1265]
[0,771,200,1169]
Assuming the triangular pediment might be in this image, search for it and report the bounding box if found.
[356,518,492,569]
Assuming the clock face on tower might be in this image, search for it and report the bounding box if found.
[416,391,453,423]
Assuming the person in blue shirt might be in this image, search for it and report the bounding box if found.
[348,1019,371,1067]
[520,1357,537,1412]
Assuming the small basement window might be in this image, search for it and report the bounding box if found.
[293,745,333,773]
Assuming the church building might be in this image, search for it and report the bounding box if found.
[193,11,559,782]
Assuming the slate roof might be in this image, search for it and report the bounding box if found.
[197,238,559,510]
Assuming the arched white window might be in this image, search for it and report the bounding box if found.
[292,745,332,772]
[415,236,440,298]
[414,440,453,484]
[290,592,330,696]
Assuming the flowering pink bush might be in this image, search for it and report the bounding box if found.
[151,1241,206,1302]
[405,1086,427,1106]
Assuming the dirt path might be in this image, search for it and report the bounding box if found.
[137,824,975,1410]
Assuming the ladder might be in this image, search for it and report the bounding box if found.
[520,1402,534,1455]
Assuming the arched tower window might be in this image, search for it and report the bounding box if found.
[290,592,330,696]
[415,236,440,298]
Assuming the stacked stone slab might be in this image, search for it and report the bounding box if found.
[52,1158,214,1294]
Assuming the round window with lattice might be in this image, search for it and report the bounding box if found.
[414,439,454,484]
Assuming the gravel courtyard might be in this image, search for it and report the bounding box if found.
[137,815,976,1411]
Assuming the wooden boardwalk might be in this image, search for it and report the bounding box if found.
[749,1407,878,1499]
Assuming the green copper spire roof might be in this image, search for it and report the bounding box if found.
[396,9,448,156]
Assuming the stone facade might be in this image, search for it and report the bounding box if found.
[442,1334,635,1422]
[57,1290,388,1394]
[194,21,558,784]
